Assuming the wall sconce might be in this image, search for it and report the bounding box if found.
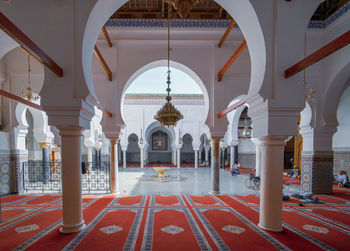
[139,128,143,144]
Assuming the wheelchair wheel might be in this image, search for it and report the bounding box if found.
[251,178,260,190]
[245,177,253,189]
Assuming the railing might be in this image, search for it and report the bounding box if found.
[18,161,110,194]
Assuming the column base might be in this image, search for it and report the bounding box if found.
[209,191,220,195]
[59,221,86,234]
[110,191,121,195]
[258,223,283,232]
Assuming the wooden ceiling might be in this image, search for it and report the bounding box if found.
[111,0,231,20]
[110,0,349,21]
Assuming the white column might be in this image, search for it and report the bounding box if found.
[140,148,144,168]
[172,149,176,165]
[109,139,119,194]
[177,148,181,168]
[194,149,198,168]
[258,136,286,232]
[230,146,235,169]
[198,148,202,164]
[255,143,261,177]
[205,147,209,165]
[59,127,86,233]
[123,149,127,169]
[87,146,92,171]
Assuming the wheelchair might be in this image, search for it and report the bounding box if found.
[245,172,260,190]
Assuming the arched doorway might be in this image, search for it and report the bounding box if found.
[127,133,140,163]
[180,133,194,164]
[148,129,173,163]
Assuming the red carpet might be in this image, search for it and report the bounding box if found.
[1,193,350,250]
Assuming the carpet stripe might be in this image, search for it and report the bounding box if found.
[218,195,329,250]
[194,205,289,251]
[25,196,113,251]
[141,207,211,251]
[62,208,143,250]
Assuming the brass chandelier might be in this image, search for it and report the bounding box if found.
[154,9,183,127]
[20,55,40,102]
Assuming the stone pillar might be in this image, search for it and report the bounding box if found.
[140,147,144,168]
[210,137,220,194]
[39,142,50,184]
[198,148,202,164]
[177,148,181,168]
[123,149,127,169]
[58,127,86,233]
[255,144,261,177]
[258,136,286,232]
[205,146,209,165]
[172,149,176,165]
[251,139,262,177]
[230,146,235,169]
[301,151,334,193]
[109,139,119,194]
[300,128,335,194]
[118,145,122,165]
[194,149,198,168]
[87,146,92,171]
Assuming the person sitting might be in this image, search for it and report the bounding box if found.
[231,162,240,176]
[287,166,299,178]
[337,170,350,188]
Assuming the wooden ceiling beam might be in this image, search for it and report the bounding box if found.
[94,45,112,82]
[218,19,236,48]
[0,89,44,111]
[95,102,113,118]
[0,89,113,118]
[0,12,63,77]
[285,29,350,78]
[217,98,247,118]
[102,27,112,48]
[218,40,247,82]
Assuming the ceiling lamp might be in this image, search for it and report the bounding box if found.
[303,32,315,102]
[168,0,200,19]
[242,118,251,138]
[20,55,40,102]
[154,8,183,127]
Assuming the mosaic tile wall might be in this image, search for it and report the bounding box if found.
[301,151,334,194]
[0,162,11,195]
[333,147,350,176]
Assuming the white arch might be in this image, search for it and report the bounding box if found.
[83,0,266,105]
[15,103,54,149]
[300,102,312,131]
[227,95,248,145]
[120,60,209,122]
[145,121,175,146]
[333,85,350,148]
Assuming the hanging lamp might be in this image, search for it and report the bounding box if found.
[154,7,183,127]
[20,55,40,102]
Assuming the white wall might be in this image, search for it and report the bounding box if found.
[333,85,350,148]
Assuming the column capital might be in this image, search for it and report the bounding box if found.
[44,94,96,130]
[258,136,288,146]
[108,138,118,145]
[39,142,51,149]
[105,131,120,140]
[58,126,83,137]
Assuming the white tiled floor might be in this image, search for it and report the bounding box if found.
[117,167,260,195]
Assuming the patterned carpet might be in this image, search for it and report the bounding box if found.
[1,191,350,250]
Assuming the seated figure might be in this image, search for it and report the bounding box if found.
[337,170,350,188]
[231,162,240,176]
